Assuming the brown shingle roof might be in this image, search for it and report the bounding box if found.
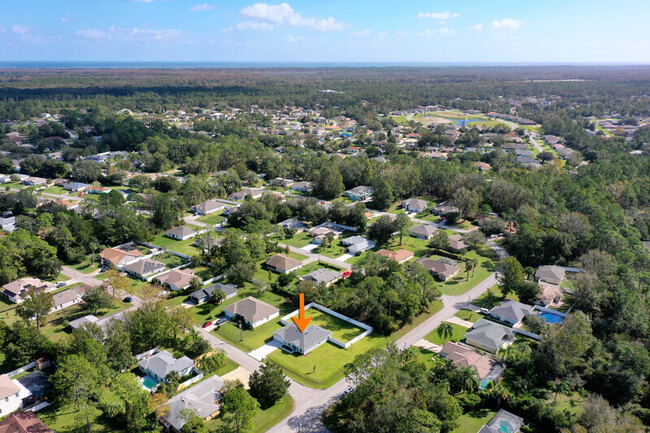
[0,412,53,433]
[224,296,279,324]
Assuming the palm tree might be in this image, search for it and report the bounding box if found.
[548,380,571,403]
[464,259,476,281]
[458,367,480,393]
[488,380,511,409]
[437,322,454,343]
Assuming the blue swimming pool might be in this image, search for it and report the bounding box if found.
[142,376,160,390]
[540,312,565,324]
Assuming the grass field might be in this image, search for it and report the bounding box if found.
[451,409,496,433]
[267,333,385,388]
[214,319,286,352]
[151,233,202,256]
[455,310,484,323]
[281,232,313,248]
[70,260,100,274]
[436,250,496,296]
[41,186,69,195]
[206,394,294,433]
[313,239,348,258]
[196,212,226,225]
[298,307,364,343]
[41,300,131,342]
[425,322,469,345]
[472,285,520,310]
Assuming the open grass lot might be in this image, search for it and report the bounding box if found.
[151,233,202,256]
[451,409,496,433]
[313,239,348,258]
[41,186,69,195]
[155,252,188,268]
[39,401,124,433]
[545,392,586,416]
[287,251,308,261]
[425,322,469,345]
[70,260,100,274]
[372,234,434,259]
[196,212,226,225]
[472,285,520,310]
[299,307,364,343]
[267,333,386,389]
[295,261,344,278]
[1,182,26,190]
[455,310,484,323]
[206,394,294,433]
[215,319,286,352]
[281,231,313,248]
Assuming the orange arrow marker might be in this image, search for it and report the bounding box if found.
[292,293,312,333]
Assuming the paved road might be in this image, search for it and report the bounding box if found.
[527,132,544,154]
[60,266,144,307]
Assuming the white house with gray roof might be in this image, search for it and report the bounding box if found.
[488,300,534,327]
[138,349,194,384]
[300,268,341,287]
[166,226,197,241]
[342,236,376,255]
[410,224,438,240]
[189,283,238,305]
[465,319,516,353]
[402,198,429,213]
[273,324,332,355]
[160,375,224,433]
[534,265,566,286]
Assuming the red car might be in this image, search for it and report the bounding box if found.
[342,271,351,278]
[202,321,213,328]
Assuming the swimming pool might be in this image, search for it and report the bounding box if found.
[142,376,160,390]
[540,312,565,324]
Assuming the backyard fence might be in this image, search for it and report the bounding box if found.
[178,368,205,391]
[7,359,51,378]
[26,401,51,412]
[280,302,373,349]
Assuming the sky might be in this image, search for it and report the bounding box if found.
[1,0,649,63]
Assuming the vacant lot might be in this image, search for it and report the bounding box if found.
[425,322,469,345]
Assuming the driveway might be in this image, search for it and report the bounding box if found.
[302,243,319,252]
[248,340,283,361]
[334,253,353,262]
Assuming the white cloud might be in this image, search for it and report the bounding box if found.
[417,28,456,37]
[238,2,347,31]
[76,26,182,42]
[490,18,524,29]
[60,13,71,22]
[283,35,303,43]
[11,25,29,35]
[190,3,216,12]
[377,31,388,40]
[236,21,275,30]
[76,28,107,39]
[352,29,372,37]
[469,24,483,32]
[418,11,460,20]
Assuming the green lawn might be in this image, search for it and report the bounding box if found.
[451,409,496,433]
[267,333,386,389]
[41,301,131,342]
[299,307,364,343]
[455,310,484,323]
[313,239,348,258]
[214,319,285,352]
[1,182,26,190]
[386,300,444,344]
[287,251,308,261]
[295,261,344,278]
[425,322,469,345]
[436,250,496,296]
[472,285,520,310]
[214,357,239,376]
[281,232,313,248]
[206,394,294,433]
[39,399,124,433]
[151,233,202,256]
[70,261,100,274]
[196,212,226,225]
[41,186,69,195]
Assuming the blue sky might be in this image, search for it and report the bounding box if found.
[1,0,649,63]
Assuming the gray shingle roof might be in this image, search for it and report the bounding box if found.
[190,283,238,301]
[488,300,534,324]
[163,375,225,431]
[466,319,515,352]
[300,268,340,285]
[274,324,332,352]
[224,296,279,323]
[138,350,194,379]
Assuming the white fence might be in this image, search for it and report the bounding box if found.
[135,347,160,361]
[27,401,51,412]
[178,368,205,391]
[7,359,51,378]
[280,302,373,349]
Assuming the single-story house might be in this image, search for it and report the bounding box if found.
[22,176,47,186]
[229,189,263,201]
[99,245,142,268]
[447,234,469,253]
[51,178,69,187]
[273,324,332,355]
[300,268,341,287]
[488,300,534,327]
[433,201,459,216]
[69,314,100,330]
[160,375,224,433]
[155,269,199,292]
[0,215,16,233]
[537,283,563,307]
[223,296,280,328]
[343,186,374,201]
[465,319,516,353]
[64,182,90,192]
[189,283,238,304]
[310,227,342,244]
[376,249,414,264]
[534,265,566,286]
[278,218,307,233]
[86,186,110,194]
[2,278,56,304]
[266,254,304,274]
[0,374,32,416]
[417,258,460,281]
[51,285,89,312]
[192,200,225,216]
[402,198,428,213]
[478,409,524,433]
[439,342,505,386]
[138,349,195,384]
[410,224,437,240]
[291,181,313,193]
[122,259,166,279]
[0,412,52,433]
[342,236,376,255]
[166,226,197,241]
[269,178,294,187]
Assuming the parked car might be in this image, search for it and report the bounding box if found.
[202,321,213,328]
[56,281,67,288]
[123,296,133,303]
[215,318,228,326]
[343,387,354,396]
[341,270,351,278]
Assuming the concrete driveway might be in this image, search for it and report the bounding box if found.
[249,340,283,361]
